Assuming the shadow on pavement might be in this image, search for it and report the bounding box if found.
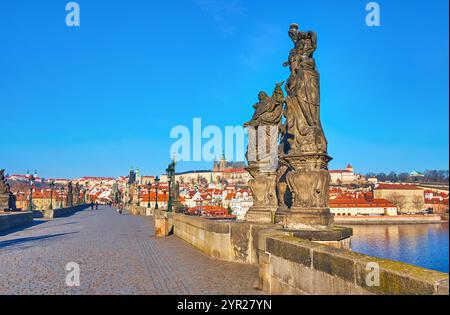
[0,220,48,237]
[0,232,79,249]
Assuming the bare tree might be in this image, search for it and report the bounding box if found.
[387,193,407,214]
[411,195,425,212]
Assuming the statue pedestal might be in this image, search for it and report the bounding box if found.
[285,207,334,229]
[246,207,275,224]
[283,152,334,229]
[245,166,277,224]
[288,226,353,250]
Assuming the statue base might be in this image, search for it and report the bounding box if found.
[245,164,277,224]
[173,201,186,214]
[281,152,334,229]
[274,207,288,224]
[246,206,276,224]
[287,225,353,250]
[284,207,334,230]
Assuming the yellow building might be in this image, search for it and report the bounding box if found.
[373,184,425,214]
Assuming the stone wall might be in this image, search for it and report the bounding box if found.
[262,235,448,295]
[0,212,34,232]
[170,213,449,295]
[128,205,153,216]
[173,213,285,264]
[43,205,88,219]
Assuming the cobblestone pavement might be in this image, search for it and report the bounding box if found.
[0,206,261,295]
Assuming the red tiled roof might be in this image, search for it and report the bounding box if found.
[330,198,395,208]
[375,184,422,190]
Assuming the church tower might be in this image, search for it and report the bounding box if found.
[219,152,227,172]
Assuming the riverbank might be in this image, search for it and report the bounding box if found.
[334,214,446,225]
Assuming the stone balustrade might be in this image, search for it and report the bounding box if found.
[163,212,449,295]
[43,204,89,219]
[127,205,153,216]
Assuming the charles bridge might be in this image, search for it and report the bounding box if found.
[1,23,449,295]
[0,206,261,295]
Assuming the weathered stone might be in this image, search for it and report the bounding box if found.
[311,271,334,295]
[312,248,355,282]
[244,83,286,223]
[168,214,449,295]
[0,212,33,231]
[0,169,15,211]
[279,24,334,229]
[290,226,353,242]
[436,279,449,295]
[44,204,88,219]
[266,236,312,267]
[354,257,447,295]
[230,222,251,263]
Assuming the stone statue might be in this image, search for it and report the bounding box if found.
[245,82,285,169]
[244,82,285,129]
[283,23,327,154]
[280,23,333,229]
[66,182,74,207]
[0,170,16,211]
[0,170,12,211]
[244,83,285,223]
[166,159,185,213]
[73,183,80,205]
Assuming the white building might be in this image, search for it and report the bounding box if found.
[330,164,360,184]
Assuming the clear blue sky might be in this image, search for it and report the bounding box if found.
[0,0,448,178]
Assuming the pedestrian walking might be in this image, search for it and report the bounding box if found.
[95,202,99,210]
[90,202,94,210]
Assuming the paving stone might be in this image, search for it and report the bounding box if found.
[0,206,261,295]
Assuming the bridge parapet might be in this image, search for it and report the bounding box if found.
[163,213,449,295]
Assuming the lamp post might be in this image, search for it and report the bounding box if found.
[166,161,175,212]
[49,180,55,210]
[27,170,36,211]
[154,176,160,210]
[147,182,151,208]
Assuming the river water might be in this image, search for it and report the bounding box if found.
[348,223,449,273]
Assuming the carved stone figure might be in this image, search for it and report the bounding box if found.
[0,170,11,210]
[0,170,16,211]
[283,24,327,154]
[66,182,74,208]
[73,183,80,205]
[281,23,334,229]
[244,83,285,223]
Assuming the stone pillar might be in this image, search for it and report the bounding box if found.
[283,153,334,229]
[245,165,277,223]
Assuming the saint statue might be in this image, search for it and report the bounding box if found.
[244,82,285,168]
[283,23,327,154]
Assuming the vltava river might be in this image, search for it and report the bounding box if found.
[348,223,449,273]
